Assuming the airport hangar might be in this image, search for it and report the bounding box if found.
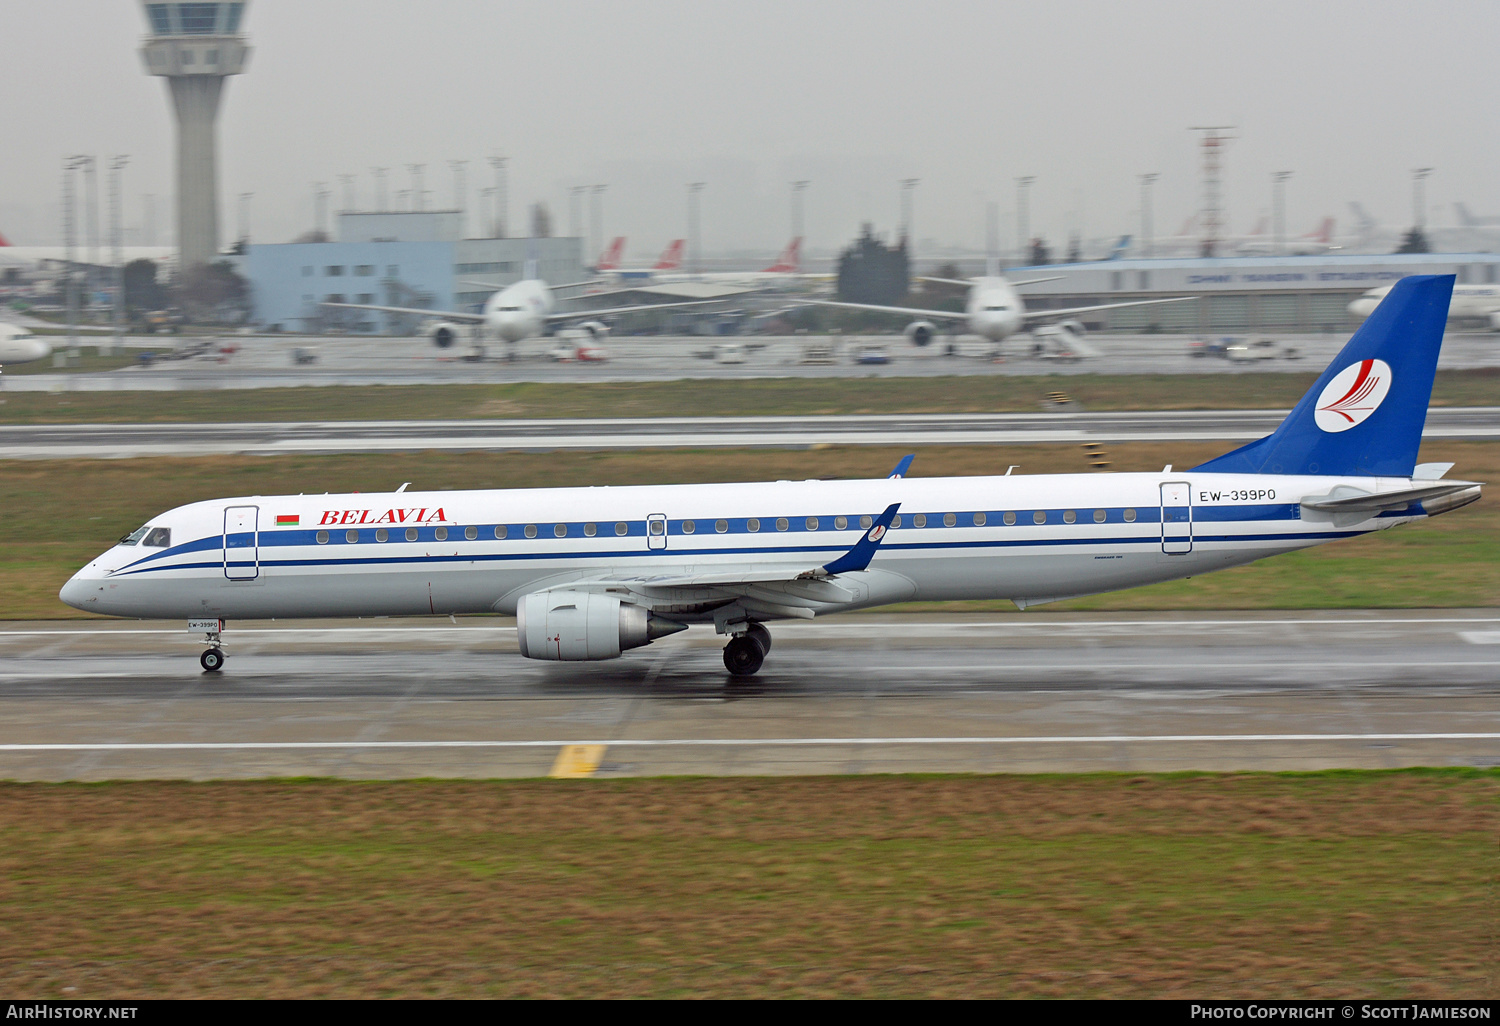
[1010,252,1500,333]
[243,210,587,334]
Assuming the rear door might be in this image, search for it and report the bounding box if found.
[223,505,260,580]
[646,513,668,551]
[1160,483,1192,555]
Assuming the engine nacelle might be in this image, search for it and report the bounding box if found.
[905,320,936,347]
[427,321,464,349]
[576,320,610,340]
[516,591,686,661]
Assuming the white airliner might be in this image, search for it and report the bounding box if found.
[809,264,1193,353]
[0,322,52,369]
[0,228,175,270]
[63,276,1481,677]
[1348,282,1500,329]
[323,259,719,354]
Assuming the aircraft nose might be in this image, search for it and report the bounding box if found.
[22,339,51,362]
[59,564,103,611]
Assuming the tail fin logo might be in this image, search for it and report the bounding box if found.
[1315,358,1392,433]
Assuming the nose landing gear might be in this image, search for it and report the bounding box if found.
[723,622,771,676]
[190,618,226,673]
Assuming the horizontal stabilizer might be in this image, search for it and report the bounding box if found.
[1301,481,1480,514]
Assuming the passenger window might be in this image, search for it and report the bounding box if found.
[649,521,664,536]
[1063,510,1076,524]
[806,517,818,531]
[376,529,389,542]
[435,527,448,541]
[1093,509,1106,523]
[1033,511,1047,525]
[943,513,956,527]
[143,527,171,548]
[1124,508,1137,523]
[405,527,418,542]
[974,512,987,526]
[584,523,597,537]
[913,514,926,528]
[346,529,359,543]
[465,526,478,540]
[776,518,789,532]
[495,525,508,539]
[553,524,566,538]
[524,525,538,539]
[316,531,329,544]
[715,519,728,533]
[1003,512,1016,526]
[835,516,847,530]
[892,515,902,528]
[616,522,629,536]
[859,515,872,530]
[682,520,695,535]
[747,518,760,533]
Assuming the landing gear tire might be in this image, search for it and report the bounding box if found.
[200,647,225,673]
[745,622,772,655]
[723,635,766,676]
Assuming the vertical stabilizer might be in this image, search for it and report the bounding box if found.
[1195,275,1453,477]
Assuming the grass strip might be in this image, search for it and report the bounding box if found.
[0,369,1496,423]
[0,771,1494,998]
[5,441,1497,620]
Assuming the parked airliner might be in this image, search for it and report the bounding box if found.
[809,266,1193,351]
[323,259,717,353]
[62,276,1480,676]
[1349,282,1500,329]
[0,322,52,369]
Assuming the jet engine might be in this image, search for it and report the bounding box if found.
[904,320,937,347]
[426,321,466,349]
[576,320,610,340]
[516,591,686,661]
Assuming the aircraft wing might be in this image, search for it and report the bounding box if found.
[552,503,902,617]
[1023,295,1195,323]
[322,302,485,323]
[542,298,725,322]
[802,299,970,321]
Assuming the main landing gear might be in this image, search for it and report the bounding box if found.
[723,622,772,677]
[192,619,226,673]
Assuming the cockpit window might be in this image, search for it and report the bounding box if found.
[120,525,151,545]
[143,527,172,548]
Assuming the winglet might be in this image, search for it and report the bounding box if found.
[888,454,915,479]
[821,503,901,575]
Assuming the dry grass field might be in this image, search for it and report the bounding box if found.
[4,440,1495,619]
[0,368,1495,423]
[0,772,1493,998]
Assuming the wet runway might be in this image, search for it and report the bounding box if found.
[6,329,1499,391]
[2,612,1498,780]
[3,407,1499,458]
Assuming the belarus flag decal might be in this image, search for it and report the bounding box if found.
[275,514,299,527]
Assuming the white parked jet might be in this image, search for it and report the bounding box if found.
[807,265,1193,353]
[0,322,52,370]
[63,276,1480,676]
[1348,282,1500,329]
[324,259,719,354]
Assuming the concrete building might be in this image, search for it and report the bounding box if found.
[1011,253,1500,333]
[243,211,585,332]
[139,1,251,272]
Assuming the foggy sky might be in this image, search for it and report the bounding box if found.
[3,0,1498,260]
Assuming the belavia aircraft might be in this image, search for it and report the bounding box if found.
[62,276,1480,676]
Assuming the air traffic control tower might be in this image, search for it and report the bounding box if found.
[139,2,251,271]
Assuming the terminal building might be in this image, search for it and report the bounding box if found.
[1011,253,1500,333]
[243,211,585,333]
